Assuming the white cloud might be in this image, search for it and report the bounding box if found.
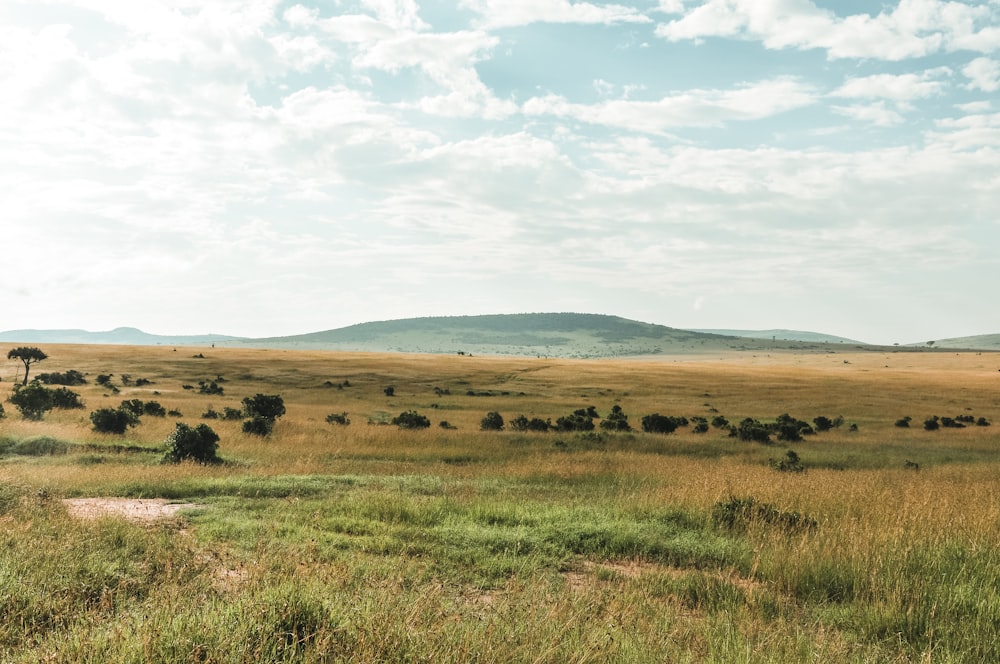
[460,0,652,28]
[523,77,817,132]
[831,69,951,103]
[832,102,906,126]
[963,56,1000,91]
[656,0,1000,60]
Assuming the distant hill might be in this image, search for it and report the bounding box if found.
[905,334,1000,351]
[691,329,864,344]
[3,314,969,357]
[221,313,853,357]
[0,327,242,346]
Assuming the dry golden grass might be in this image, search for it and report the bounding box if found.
[1,344,998,661]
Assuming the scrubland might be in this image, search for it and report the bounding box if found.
[1,344,999,662]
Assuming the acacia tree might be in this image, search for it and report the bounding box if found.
[7,347,47,385]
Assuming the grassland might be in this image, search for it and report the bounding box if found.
[1,344,999,662]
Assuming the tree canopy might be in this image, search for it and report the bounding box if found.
[7,347,48,385]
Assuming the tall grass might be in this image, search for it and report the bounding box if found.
[1,345,998,660]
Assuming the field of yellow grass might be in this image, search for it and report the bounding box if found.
[0,344,998,662]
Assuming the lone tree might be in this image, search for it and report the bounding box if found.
[7,347,47,385]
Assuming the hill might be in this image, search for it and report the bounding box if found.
[691,329,864,344]
[906,334,1000,351]
[0,327,242,346]
[221,313,858,357]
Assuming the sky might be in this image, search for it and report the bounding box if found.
[1,0,998,345]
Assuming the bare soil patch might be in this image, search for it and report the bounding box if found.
[63,498,199,522]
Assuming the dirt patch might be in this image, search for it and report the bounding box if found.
[63,498,200,522]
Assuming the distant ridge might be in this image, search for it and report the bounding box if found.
[3,314,987,357]
[905,334,1000,351]
[0,327,242,346]
[223,313,862,357]
[690,329,864,345]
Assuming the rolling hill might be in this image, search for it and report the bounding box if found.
[219,313,864,357]
[3,314,989,357]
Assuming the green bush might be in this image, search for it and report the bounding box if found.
[771,450,805,472]
[142,401,167,417]
[222,407,244,421]
[163,422,221,464]
[242,415,275,436]
[50,387,85,409]
[242,394,286,421]
[600,405,631,432]
[895,416,912,428]
[641,413,684,434]
[480,411,504,431]
[924,416,940,431]
[555,409,596,432]
[731,418,772,444]
[36,370,86,386]
[712,496,817,533]
[392,410,430,429]
[510,415,550,432]
[90,407,139,434]
[120,399,145,417]
[326,412,350,425]
[8,383,54,420]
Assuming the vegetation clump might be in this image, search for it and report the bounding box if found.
[8,383,55,420]
[36,370,86,386]
[555,409,596,432]
[731,418,772,444]
[50,387,85,410]
[641,413,685,434]
[599,405,631,432]
[770,449,806,472]
[163,422,221,464]
[480,411,504,431]
[90,407,139,434]
[392,410,430,429]
[895,416,912,428]
[326,412,350,425]
[198,380,224,395]
[510,415,550,432]
[712,495,817,533]
[241,394,286,437]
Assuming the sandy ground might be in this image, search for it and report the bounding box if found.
[62,498,199,522]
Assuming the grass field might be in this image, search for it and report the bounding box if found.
[1,344,998,662]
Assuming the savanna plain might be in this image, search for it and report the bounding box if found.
[1,344,999,662]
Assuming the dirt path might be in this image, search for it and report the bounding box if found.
[63,498,199,522]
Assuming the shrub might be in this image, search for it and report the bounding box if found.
[8,383,54,420]
[940,417,965,429]
[710,415,729,429]
[692,419,709,434]
[0,403,4,419]
[771,449,805,472]
[439,421,456,430]
[895,416,912,428]
[976,417,991,427]
[50,387,85,409]
[924,416,940,431]
[600,405,631,432]
[392,410,430,429]
[163,422,220,464]
[120,399,145,417]
[326,412,350,425]
[712,496,817,533]
[90,407,139,434]
[732,418,772,444]
[198,380,224,395]
[384,386,395,397]
[480,411,504,431]
[812,416,835,432]
[36,370,86,386]
[96,374,114,387]
[510,415,550,432]
[641,413,682,434]
[242,394,286,421]
[202,408,219,419]
[168,409,183,417]
[242,415,275,436]
[143,401,167,417]
[776,414,813,442]
[222,407,244,420]
[555,410,595,432]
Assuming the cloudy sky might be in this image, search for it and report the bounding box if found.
[2,0,998,344]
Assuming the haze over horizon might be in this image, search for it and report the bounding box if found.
[3,1,998,347]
